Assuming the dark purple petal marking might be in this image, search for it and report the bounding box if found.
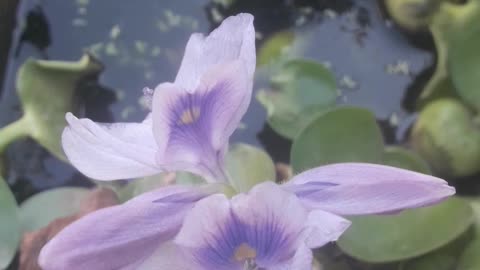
[163,80,232,179]
[193,209,297,269]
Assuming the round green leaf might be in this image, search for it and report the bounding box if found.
[411,98,480,177]
[257,31,295,66]
[383,146,431,174]
[337,197,474,263]
[19,187,90,233]
[16,54,103,160]
[226,143,276,193]
[290,107,384,173]
[257,59,337,139]
[0,177,19,269]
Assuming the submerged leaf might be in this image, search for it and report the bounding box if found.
[257,59,337,139]
[0,177,19,269]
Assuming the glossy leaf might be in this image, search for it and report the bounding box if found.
[15,54,103,160]
[0,177,19,269]
[225,143,276,192]
[257,59,337,139]
[290,107,384,173]
[337,197,474,263]
[19,187,90,233]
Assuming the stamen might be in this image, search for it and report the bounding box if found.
[234,243,256,262]
[234,243,264,270]
[177,106,201,125]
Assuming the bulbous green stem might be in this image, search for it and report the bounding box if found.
[0,116,30,154]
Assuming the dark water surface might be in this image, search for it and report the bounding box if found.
[0,0,435,201]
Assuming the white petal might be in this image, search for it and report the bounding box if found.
[62,113,160,180]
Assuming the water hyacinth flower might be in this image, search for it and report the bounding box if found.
[62,13,255,182]
[39,13,455,270]
[39,163,454,270]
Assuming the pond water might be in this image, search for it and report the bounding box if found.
[0,0,435,201]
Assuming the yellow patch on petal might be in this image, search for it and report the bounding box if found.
[178,106,200,125]
[234,243,257,262]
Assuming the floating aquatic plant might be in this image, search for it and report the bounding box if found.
[37,13,455,270]
[0,54,102,160]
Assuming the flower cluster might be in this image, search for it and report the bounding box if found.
[39,14,454,270]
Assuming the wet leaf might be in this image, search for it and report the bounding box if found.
[19,187,90,233]
[290,107,384,173]
[15,54,103,160]
[226,143,275,192]
[383,146,431,174]
[337,197,474,263]
[257,59,337,139]
[0,177,19,269]
[411,98,480,177]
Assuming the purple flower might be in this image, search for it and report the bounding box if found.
[39,163,454,270]
[62,13,255,182]
[40,12,455,270]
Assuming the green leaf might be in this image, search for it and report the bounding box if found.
[226,143,276,193]
[337,197,474,263]
[401,230,471,270]
[0,177,19,269]
[257,31,295,66]
[457,200,480,270]
[257,59,337,139]
[290,107,384,173]
[117,173,177,202]
[15,54,103,160]
[383,146,431,174]
[411,98,480,177]
[447,1,480,112]
[417,24,459,108]
[19,187,89,233]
